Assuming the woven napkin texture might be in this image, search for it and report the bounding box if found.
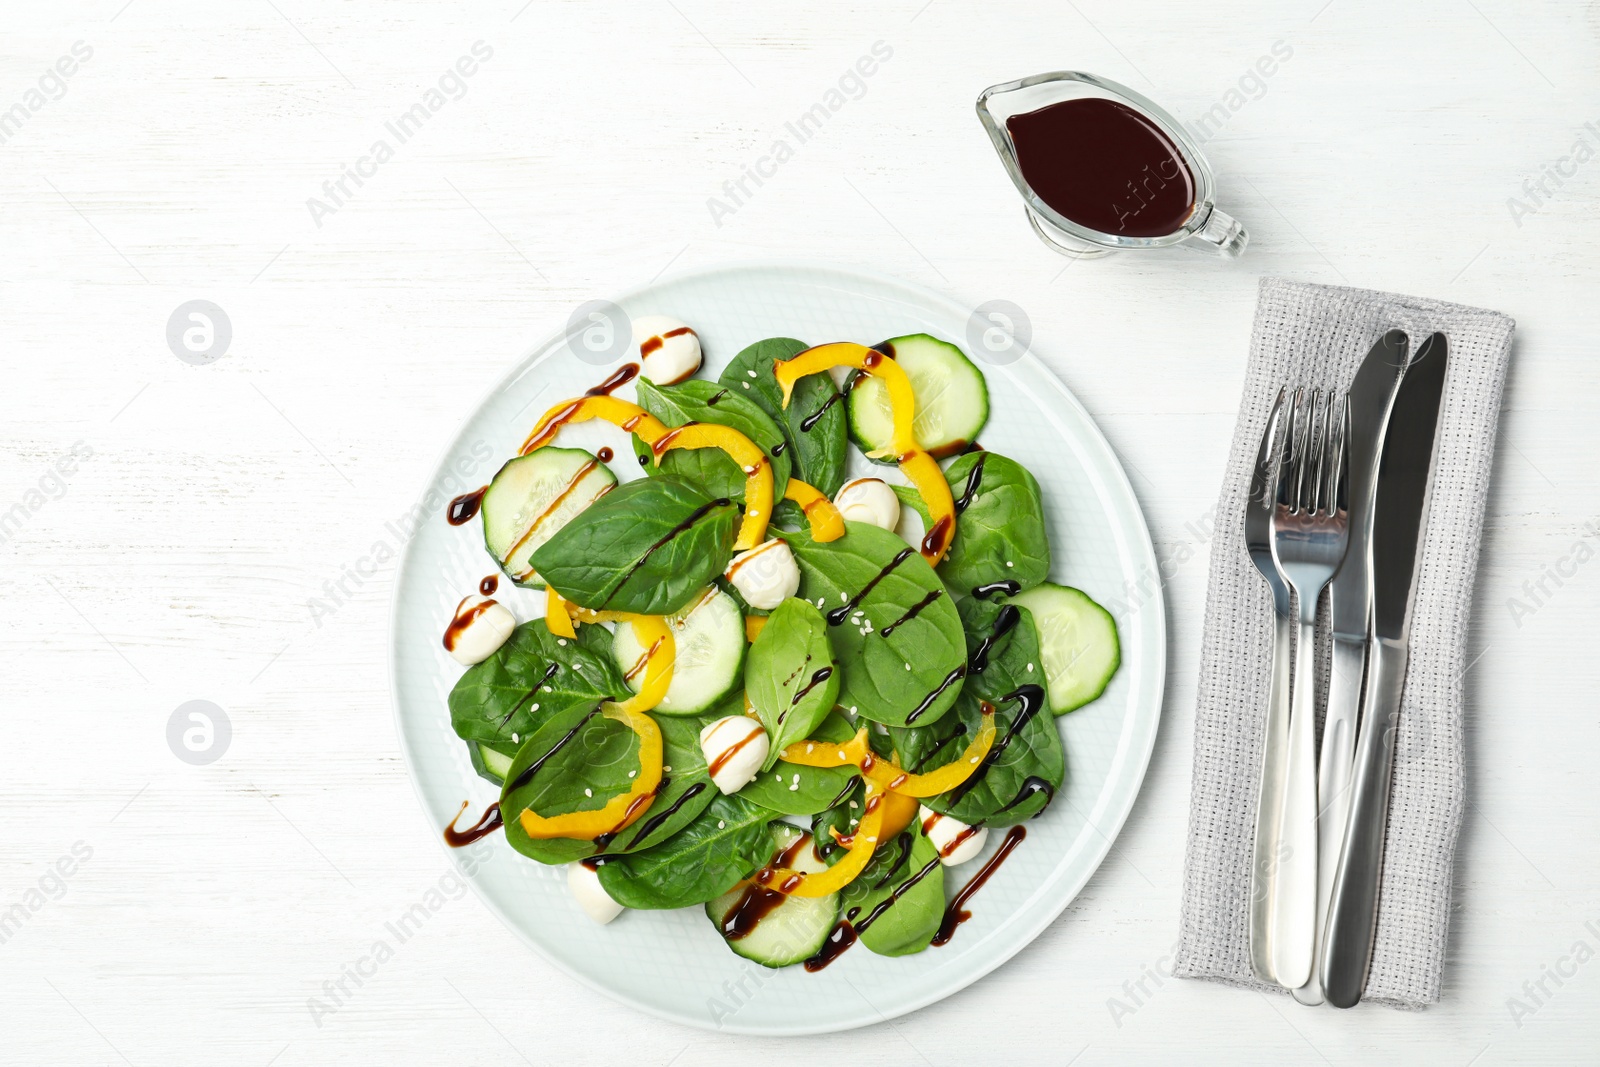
[1173,278,1515,1008]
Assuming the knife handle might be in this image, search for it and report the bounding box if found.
[1321,637,1409,1008]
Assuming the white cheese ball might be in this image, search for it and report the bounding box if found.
[443,595,516,666]
[724,539,799,610]
[833,477,900,531]
[567,862,624,925]
[699,715,770,795]
[919,805,989,866]
[632,314,701,385]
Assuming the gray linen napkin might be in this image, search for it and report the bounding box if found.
[1173,278,1516,1008]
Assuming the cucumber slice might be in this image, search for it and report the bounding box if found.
[612,587,745,715]
[469,741,517,786]
[705,825,839,967]
[481,448,617,587]
[847,334,989,461]
[1007,583,1120,714]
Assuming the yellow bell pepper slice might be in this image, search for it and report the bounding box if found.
[783,478,845,542]
[613,615,675,714]
[517,700,664,840]
[773,343,956,565]
[755,781,886,898]
[780,704,997,798]
[744,615,768,642]
[651,422,772,551]
[521,394,670,454]
[545,586,576,638]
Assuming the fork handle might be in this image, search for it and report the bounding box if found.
[1248,600,1293,984]
[1270,611,1320,988]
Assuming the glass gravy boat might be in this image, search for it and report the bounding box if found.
[977,71,1248,259]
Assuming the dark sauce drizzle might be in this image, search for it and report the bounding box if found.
[995,776,1056,816]
[826,548,914,625]
[799,391,842,432]
[447,486,487,525]
[596,446,614,463]
[444,801,504,846]
[803,840,943,972]
[920,516,953,558]
[585,363,639,397]
[947,685,1047,803]
[931,825,1027,946]
[498,661,559,728]
[955,453,989,513]
[605,497,731,607]
[880,589,942,638]
[479,574,499,596]
[792,666,835,705]
[905,665,968,724]
[771,439,786,457]
[619,781,706,851]
[972,579,1022,600]
[506,707,599,793]
[706,389,729,406]
[968,605,1020,674]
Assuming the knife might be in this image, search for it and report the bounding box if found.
[1320,332,1449,1009]
[1291,328,1408,1005]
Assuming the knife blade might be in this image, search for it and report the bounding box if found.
[1292,329,1407,1005]
[1320,331,1449,1008]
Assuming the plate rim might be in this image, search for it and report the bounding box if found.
[387,258,1166,1035]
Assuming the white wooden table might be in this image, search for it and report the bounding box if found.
[4,1,1596,1062]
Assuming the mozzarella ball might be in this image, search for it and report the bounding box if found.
[632,314,701,385]
[567,862,624,925]
[699,715,770,795]
[443,595,516,666]
[724,539,800,610]
[833,477,901,531]
[919,805,989,866]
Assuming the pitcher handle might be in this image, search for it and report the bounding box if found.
[1183,204,1249,258]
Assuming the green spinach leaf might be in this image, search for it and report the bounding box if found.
[745,597,840,770]
[718,336,848,496]
[448,621,629,749]
[499,702,641,865]
[895,450,1050,599]
[783,522,967,728]
[596,793,775,910]
[739,711,859,816]
[530,475,737,615]
[895,598,1064,825]
[629,376,791,504]
[839,823,945,957]
[600,714,718,854]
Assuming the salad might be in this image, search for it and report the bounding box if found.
[438,315,1120,971]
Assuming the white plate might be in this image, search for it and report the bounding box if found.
[389,261,1164,1035]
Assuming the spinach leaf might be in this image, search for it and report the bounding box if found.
[839,823,945,957]
[600,714,718,854]
[718,337,848,496]
[448,621,629,748]
[783,522,967,728]
[895,598,1064,825]
[810,779,862,864]
[739,711,859,816]
[530,475,737,615]
[596,793,775,910]
[629,376,792,504]
[894,450,1050,599]
[745,597,840,770]
[499,702,641,865]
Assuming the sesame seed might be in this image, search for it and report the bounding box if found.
[742,382,750,389]
[584,788,593,797]
[718,820,726,828]
[557,638,567,646]
[747,370,757,378]
[1027,663,1034,672]
[789,783,800,791]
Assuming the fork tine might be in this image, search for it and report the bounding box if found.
[1315,390,1334,514]
[1329,393,1350,514]
[1253,387,1287,510]
[1276,387,1301,511]
[1292,388,1314,514]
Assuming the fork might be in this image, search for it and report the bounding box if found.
[1268,388,1350,989]
[1245,388,1293,984]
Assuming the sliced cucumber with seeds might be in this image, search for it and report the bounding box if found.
[482,447,616,587]
[613,586,745,715]
[847,333,989,461]
[705,825,839,968]
[470,741,517,786]
[1007,583,1120,714]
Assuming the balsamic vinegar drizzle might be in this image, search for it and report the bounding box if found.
[905,665,968,724]
[972,579,1021,600]
[584,363,639,397]
[920,515,954,558]
[825,548,915,625]
[498,662,560,729]
[799,391,842,432]
[447,486,488,525]
[443,597,496,652]
[604,497,732,607]
[995,776,1055,815]
[444,801,504,846]
[968,605,1020,674]
[479,574,499,596]
[791,666,835,705]
[619,781,706,851]
[931,826,1027,946]
[722,835,813,940]
[803,831,944,972]
[880,589,943,638]
[954,453,989,513]
[506,707,599,793]
[596,446,614,463]
[947,685,1047,802]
